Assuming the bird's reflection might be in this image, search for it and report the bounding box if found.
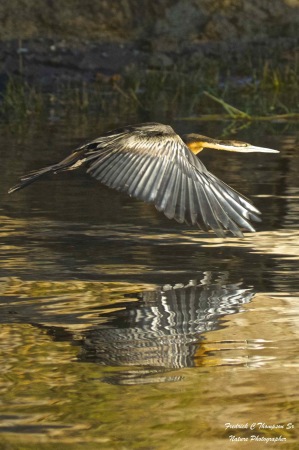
[78,272,255,384]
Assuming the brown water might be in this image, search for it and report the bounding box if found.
[0,116,298,449]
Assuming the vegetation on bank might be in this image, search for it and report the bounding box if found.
[0,57,298,125]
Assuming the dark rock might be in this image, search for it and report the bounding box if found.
[0,1,298,91]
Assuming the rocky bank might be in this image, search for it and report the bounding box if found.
[0,0,298,89]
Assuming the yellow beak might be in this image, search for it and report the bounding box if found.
[211,142,279,153]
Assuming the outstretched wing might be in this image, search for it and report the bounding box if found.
[84,123,261,238]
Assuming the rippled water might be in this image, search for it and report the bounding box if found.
[0,117,298,449]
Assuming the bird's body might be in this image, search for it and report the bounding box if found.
[9,122,279,238]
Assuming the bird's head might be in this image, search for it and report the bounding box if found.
[182,133,279,155]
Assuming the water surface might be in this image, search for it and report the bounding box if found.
[0,117,298,449]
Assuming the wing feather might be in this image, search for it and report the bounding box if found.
[112,153,140,190]
[208,173,260,219]
[203,182,243,237]
[119,152,148,193]
[86,123,261,237]
[109,152,141,190]
[192,178,222,234]
[89,150,121,179]
[131,155,161,198]
[186,178,198,226]
[140,157,169,202]
[162,168,181,220]
[208,183,256,231]
[174,173,186,224]
[155,162,178,212]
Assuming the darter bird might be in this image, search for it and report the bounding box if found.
[8,122,279,238]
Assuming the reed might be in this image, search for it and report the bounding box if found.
[0,59,297,124]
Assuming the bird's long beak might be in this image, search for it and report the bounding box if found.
[183,134,279,154]
[206,140,279,154]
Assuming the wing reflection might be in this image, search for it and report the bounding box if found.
[79,272,254,383]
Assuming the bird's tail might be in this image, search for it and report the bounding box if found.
[8,150,86,194]
[8,165,58,194]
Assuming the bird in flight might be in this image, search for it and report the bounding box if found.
[9,122,279,238]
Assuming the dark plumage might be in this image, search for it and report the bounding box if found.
[8,122,279,238]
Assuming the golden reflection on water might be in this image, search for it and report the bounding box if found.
[0,277,153,330]
[0,214,299,447]
[1,126,299,448]
[0,270,298,448]
[0,306,298,449]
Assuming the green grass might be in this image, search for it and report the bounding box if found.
[0,77,45,120]
[0,58,298,125]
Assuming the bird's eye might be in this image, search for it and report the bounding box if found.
[227,140,249,147]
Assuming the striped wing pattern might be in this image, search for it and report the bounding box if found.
[84,124,260,238]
